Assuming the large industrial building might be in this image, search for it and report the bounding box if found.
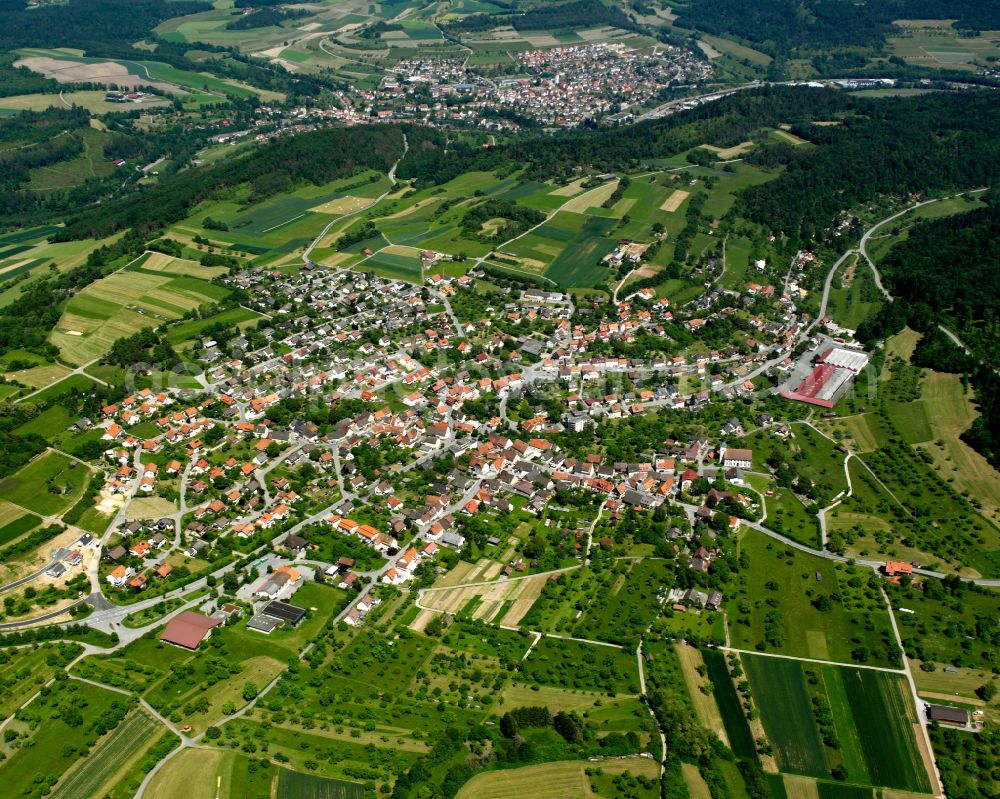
[781,346,870,409]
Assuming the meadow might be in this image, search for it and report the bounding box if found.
[49,709,162,799]
[0,678,130,797]
[0,642,83,718]
[726,529,897,667]
[0,450,91,517]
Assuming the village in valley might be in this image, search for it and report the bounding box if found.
[0,41,997,798]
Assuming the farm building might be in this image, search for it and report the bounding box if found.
[925,704,969,725]
[160,612,222,650]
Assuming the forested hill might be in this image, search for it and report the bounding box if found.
[880,201,1000,366]
[673,0,1000,54]
[57,87,1000,247]
[397,87,855,188]
[0,0,211,52]
[858,199,1000,469]
[738,91,1000,245]
[58,125,411,240]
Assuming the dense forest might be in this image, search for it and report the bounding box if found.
[864,201,1000,468]
[880,203,1000,358]
[739,91,1000,245]
[673,0,1000,54]
[0,0,210,52]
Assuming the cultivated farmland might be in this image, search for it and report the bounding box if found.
[742,654,932,793]
[702,649,757,760]
[51,253,230,365]
[50,709,162,799]
[276,769,364,799]
[744,655,828,775]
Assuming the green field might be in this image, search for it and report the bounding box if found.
[361,249,423,282]
[50,709,162,799]
[0,450,90,517]
[743,654,931,792]
[744,655,828,775]
[0,511,41,546]
[573,559,670,646]
[701,648,756,760]
[276,769,364,799]
[839,667,930,792]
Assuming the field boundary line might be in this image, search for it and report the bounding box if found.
[716,645,907,674]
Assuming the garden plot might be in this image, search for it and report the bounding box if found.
[417,572,549,627]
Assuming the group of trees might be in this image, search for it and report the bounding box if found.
[460,199,545,242]
[103,327,180,372]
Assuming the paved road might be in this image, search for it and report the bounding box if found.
[0,560,60,595]
[302,132,408,266]
[882,587,945,798]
